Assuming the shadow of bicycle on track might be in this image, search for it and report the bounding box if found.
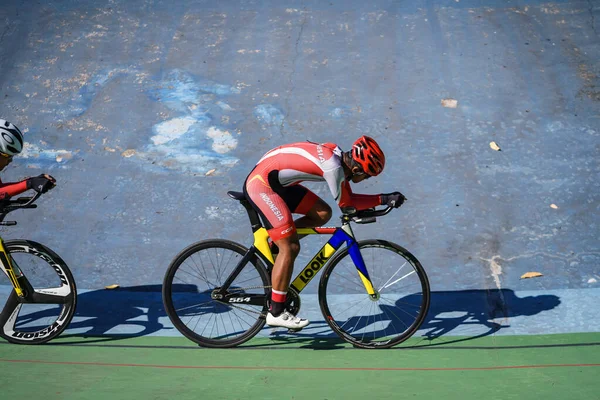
[3,284,172,345]
[259,288,561,349]
[52,284,256,345]
[0,286,560,348]
[413,289,560,344]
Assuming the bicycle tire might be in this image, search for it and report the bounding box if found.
[0,240,77,344]
[319,239,430,349]
[162,239,270,348]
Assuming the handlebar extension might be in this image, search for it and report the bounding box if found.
[340,205,394,224]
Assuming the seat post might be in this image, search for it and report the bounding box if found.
[239,199,264,232]
[227,191,264,233]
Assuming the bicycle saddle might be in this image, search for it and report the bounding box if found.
[227,191,246,201]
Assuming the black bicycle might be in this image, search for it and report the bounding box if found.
[0,192,77,344]
[163,191,429,349]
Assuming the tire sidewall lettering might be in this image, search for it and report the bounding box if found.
[11,245,70,287]
[2,242,75,343]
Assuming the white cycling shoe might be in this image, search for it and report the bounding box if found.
[266,310,310,329]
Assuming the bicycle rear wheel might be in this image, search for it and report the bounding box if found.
[319,239,430,349]
[0,240,77,344]
[162,240,270,348]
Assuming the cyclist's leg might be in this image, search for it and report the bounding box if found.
[262,187,325,256]
[270,233,299,310]
[276,184,332,233]
[292,189,332,229]
[244,171,308,328]
[268,234,309,328]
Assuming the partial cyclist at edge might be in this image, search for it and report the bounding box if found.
[0,119,57,198]
[243,135,406,330]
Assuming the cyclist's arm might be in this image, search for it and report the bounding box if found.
[324,167,381,211]
[0,179,29,200]
[337,180,381,210]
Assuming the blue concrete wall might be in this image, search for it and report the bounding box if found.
[0,0,598,335]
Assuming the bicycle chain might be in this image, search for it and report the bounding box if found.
[224,302,265,316]
[227,285,271,292]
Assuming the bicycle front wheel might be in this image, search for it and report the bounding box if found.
[162,240,270,348]
[0,240,77,344]
[319,239,430,349]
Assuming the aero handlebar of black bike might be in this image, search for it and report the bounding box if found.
[341,205,396,224]
[0,191,42,225]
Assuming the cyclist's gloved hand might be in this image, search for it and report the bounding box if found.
[381,192,406,208]
[27,174,56,194]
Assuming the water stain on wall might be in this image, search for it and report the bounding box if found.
[136,69,241,174]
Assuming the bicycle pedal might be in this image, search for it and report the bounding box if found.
[287,328,303,334]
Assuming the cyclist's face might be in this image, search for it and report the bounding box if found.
[350,166,370,183]
[0,154,13,171]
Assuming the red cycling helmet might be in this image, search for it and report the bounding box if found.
[351,135,385,176]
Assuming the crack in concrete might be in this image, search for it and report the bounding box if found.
[0,0,24,47]
[0,18,10,45]
[279,7,308,137]
[479,249,600,324]
[480,251,600,291]
[589,0,598,36]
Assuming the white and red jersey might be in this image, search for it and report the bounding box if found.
[254,142,381,210]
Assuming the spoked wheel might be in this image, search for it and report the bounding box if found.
[319,239,430,349]
[162,240,270,348]
[0,240,77,344]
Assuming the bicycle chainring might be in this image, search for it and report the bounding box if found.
[265,287,301,315]
[284,287,301,315]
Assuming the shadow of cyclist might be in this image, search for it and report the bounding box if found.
[4,284,169,344]
[2,286,561,348]
[5,283,262,345]
[259,288,560,349]
[417,289,560,341]
[336,289,560,346]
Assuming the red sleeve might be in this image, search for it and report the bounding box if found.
[0,180,29,200]
[338,180,382,210]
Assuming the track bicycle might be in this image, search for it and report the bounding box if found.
[0,192,77,344]
[163,191,430,349]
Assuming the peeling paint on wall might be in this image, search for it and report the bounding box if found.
[254,104,284,125]
[151,117,198,145]
[20,143,76,168]
[330,106,353,118]
[207,127,238,154]
[128,69,243,174]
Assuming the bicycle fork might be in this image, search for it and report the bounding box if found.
[0,240,27,298]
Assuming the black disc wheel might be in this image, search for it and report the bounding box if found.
[0,240,77,344]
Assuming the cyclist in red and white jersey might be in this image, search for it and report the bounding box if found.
[244,136,405,329]
[0,119,56,200]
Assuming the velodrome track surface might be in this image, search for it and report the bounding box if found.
[0,0,598,398]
